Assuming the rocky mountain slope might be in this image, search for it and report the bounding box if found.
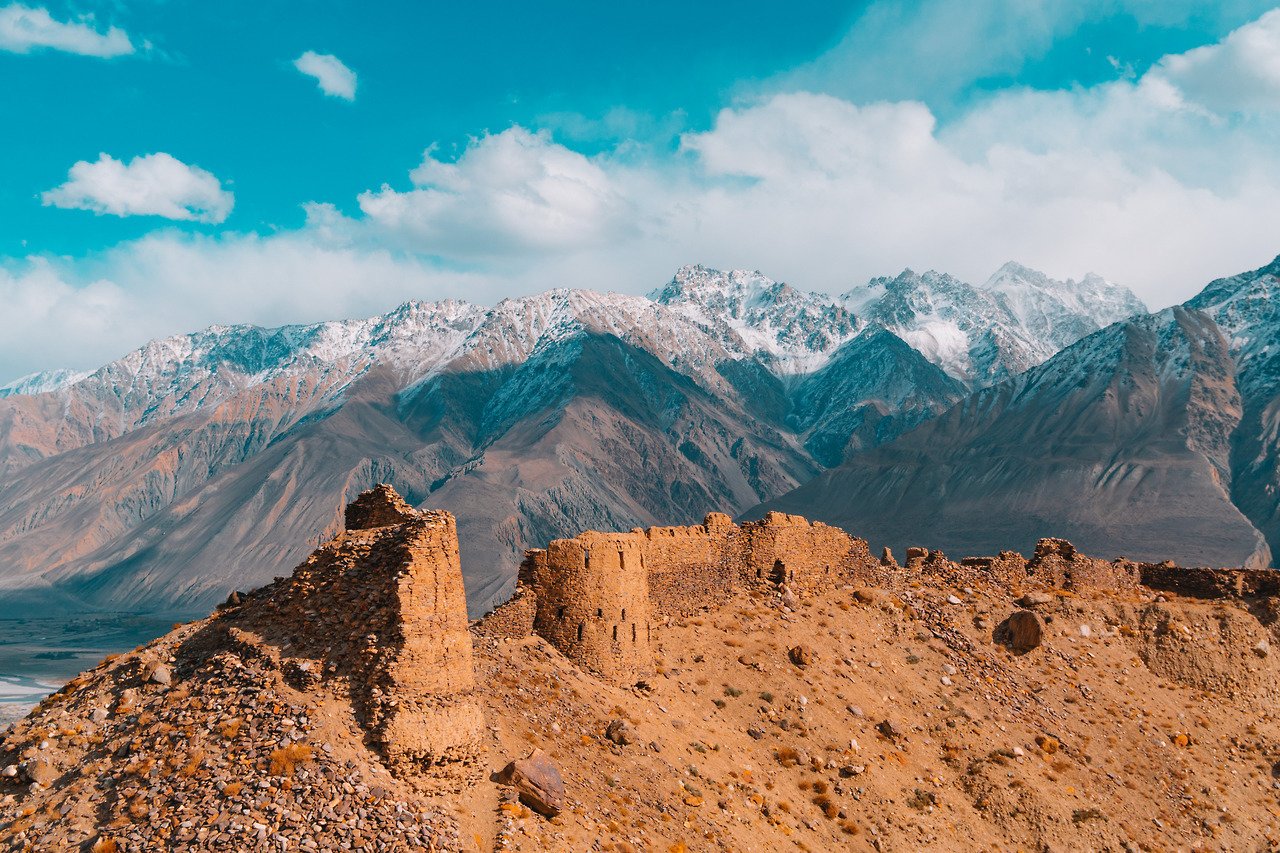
[0,263,1144,617]
[757,257,1280,569]
[6,487,1280,851]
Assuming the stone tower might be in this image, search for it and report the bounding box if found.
[530,531,653,685]
[234,484,483,779]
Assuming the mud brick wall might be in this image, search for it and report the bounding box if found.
[741,512,874,593]
[344,483,420,531]
[528,533,654,686]
[1141,565,1280,600]
[642,514,743,618]
[1027,538,1141,592]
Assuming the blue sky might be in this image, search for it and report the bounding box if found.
[3,0,1280,379]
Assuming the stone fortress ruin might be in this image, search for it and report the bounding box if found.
[210,484,1280,777]
[11,481,1280,852]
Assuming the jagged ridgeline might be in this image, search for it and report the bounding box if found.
[0,262,1151,620]
[7,485,1280,850]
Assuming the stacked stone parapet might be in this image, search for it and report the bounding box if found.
[344,483,420,530]
[1140,564,1280,600]
[1027,538,1141,592]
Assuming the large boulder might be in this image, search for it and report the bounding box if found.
[996,610,1044,655]
[494,749,565,817]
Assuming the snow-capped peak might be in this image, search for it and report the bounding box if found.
[840,263,1146,387]
[652,265,860,374]
[0,368,90,398]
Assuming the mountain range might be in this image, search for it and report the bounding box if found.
[7,256,1270,618]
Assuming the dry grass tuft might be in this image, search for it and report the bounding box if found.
[268,744,314,777]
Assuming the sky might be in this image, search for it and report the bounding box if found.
[2,0,1280,380]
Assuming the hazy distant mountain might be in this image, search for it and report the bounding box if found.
[0,263,1145,617]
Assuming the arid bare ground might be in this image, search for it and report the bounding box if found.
[6,573,1280,851]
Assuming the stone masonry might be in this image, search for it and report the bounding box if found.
[521,511,881,684]
[226,485,483,776]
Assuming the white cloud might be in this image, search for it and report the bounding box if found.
[0,4,132,57]
[0,231,498,380]
[11,7,1280,381]
[357,127,634,257]
[776,0,1279,105]
[293,51,357,100]
[42,153,234,224]
[1155,8,1280,113]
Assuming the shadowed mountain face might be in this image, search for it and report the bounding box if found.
[0,261,1160,617]
[0,272,978,617]
[750,303,1273,570]
[1186,257,1280,565]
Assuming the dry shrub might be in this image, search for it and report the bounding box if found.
[219,718,242,739]
[91,839,119,853]
[775,747,802,767]
[179,750,206,778]
[813,795,838,819]
[268,744,314,777]
[222,782,243,798]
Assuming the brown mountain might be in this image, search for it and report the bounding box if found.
[750,305,1272,568]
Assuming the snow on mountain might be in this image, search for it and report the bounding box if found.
[650,265,860,375]
[842,264,1146,387]
[3,262,1135,422]
[1185,255,1280,393]
[0,368,90,398]
[983,261,1147,351]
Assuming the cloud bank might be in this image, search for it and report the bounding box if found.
[42,153,234,224]
[9,6,1280,382]
[0,4,132,57]
[293,51,357,100]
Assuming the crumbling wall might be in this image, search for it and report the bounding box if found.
[227,486,483,777]
[377,514,485,771]
[1141,565,1280,600]
[345,483,419,530]
[529,533,653,686]
[741,512,873,593]
[643,514,742,617]
[956,552,1031,588]
[1027,538,1140,592]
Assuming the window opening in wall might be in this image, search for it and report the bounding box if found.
[770,559,787,586]
[557,606,565,619]
[621,608,627,620]
[584,551,591,568]
[632,623,637,643]
[612,625,618,641]
[597,608,603,618]
[577,622,584,641]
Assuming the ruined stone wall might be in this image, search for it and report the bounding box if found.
[528,533,654,686]
[1026,538,1140,592]
[641,514,742,617]
[740,512,876,593]
[345,483,420,531]
[1141,565,1280,600]
[377,514,485,771]
[227,487,482,777]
